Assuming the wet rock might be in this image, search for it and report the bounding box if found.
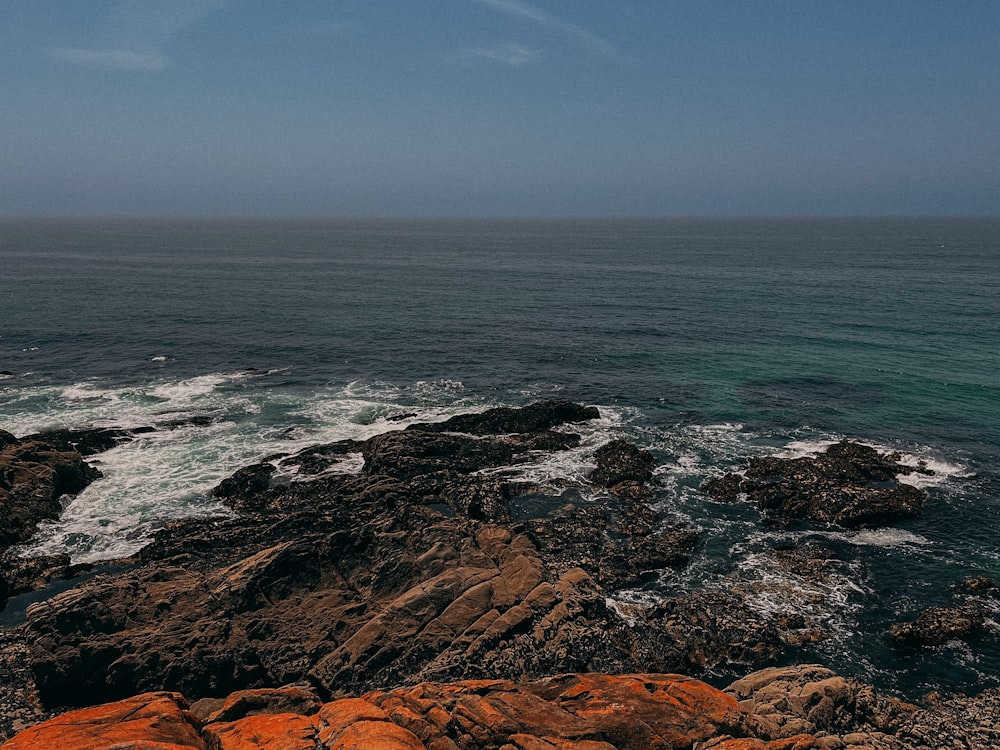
[23,427,136,458]
[889,605,987,648]
[703,472,744,502]
[409,401,599,435]
[20,401,722,712]
[276,439,363,476]
[768,542,840,586]
[0,553,93,602]
[0,433,101,558]
[958,576,998,599]
[638,590,786,673]
[211,463,276,508]
[702,441,928,527]
[25,402,699,708]
[588,439,654,489]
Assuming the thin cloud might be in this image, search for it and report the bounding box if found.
[52,0,225,71]
[463,43,542,66]
[475,0,617,58]
[53,47,170,71]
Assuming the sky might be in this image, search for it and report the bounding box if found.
[2,1,999,217]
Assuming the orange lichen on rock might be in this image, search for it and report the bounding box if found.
[1,691,206,750]
[2,673,831,750]
[203,713,317,750]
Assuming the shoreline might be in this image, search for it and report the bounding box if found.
[1,401,998,747]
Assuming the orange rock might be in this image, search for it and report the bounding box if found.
[203,713,316,749]
[502,735,617,749]
[193,685,323,724]
[326,719,427,750]
[527,673,742,749]
[315,697,391,744]
[700,735,826,749]
[1,691,205,750]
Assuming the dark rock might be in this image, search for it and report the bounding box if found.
[702,472,744,501]
[890,605,987,648]
[409,400,599,435]
[0,553,93,600]
[157,414,216,429]
[211,463,276,507]
[277,439,362,475]
[0,435,101,558]
[18,402,723,712]
[589,439,655,489]
[958,576,998,599]
[638,589,786,673]
[703,440,929,527]
[24,428,134,458]
[386,412,417,422]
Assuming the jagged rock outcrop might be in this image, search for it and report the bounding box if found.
[702,441,930,527]
[0,431,100,557]
[23,402,730,710]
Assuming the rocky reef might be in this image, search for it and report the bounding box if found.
[702,440,931,527]
[1,402,998,748]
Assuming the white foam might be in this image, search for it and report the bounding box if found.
[473,405,633,488]
[896,453,973,488]
[148,373,241,404]
[778,438,841,458]
[833,528,932,549]
[60,383,120,402]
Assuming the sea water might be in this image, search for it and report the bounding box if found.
[2,216,998,695]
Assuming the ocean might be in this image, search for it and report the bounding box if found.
[2,216,998,697]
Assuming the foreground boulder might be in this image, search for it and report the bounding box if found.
[0,672,765,750]
[9,666,998,750]
[702,441,930,527]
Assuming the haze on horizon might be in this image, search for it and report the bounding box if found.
[2,1,998,218]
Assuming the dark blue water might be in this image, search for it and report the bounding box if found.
[2,216,999,696]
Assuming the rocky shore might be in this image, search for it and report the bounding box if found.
[1,402,998,748]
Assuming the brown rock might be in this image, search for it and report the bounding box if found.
[23,403,709,709]
[889,605,986,648]
[0,434,101,554]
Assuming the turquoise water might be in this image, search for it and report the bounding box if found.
[2,217,998,695]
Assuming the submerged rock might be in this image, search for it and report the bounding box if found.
[702,440,929,527]
[890,605,987,648]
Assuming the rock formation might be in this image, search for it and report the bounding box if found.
[3,404,998,749]
[702,440,931,527]
[6,665,999,749]
[24,402,747,709]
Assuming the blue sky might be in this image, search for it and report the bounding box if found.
[2,1,998,216]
